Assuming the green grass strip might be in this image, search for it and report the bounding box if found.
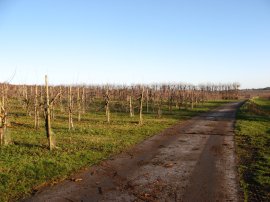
[235,98,270,201]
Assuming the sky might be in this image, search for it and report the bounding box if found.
[0,0,269,88]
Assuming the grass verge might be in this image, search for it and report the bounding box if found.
[235,97,270,201]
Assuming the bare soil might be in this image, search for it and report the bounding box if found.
[25,102,243,202]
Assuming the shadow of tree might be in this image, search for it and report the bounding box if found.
[11,122,33,129]
[237,114,270,122]
[13,141,47,149]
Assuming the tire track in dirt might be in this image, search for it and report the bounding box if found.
[24,102,243,202]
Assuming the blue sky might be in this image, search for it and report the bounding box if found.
[0,0,269,88]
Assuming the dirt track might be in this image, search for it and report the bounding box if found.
[25,102,243,202]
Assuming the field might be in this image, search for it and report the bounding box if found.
[235,97,270,201]
[0,96,231,201]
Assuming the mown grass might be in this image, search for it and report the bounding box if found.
[235,97,270,201]
[0,100,232,201]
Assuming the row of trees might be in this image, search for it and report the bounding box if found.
[0,76,240,149]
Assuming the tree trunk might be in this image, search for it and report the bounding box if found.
[59,86,64,112]
[146,89,149,113]
[77,87,81,121]
[139,87,144,125]
[82,87,86,114]
[191,91,194,110]
[44,75,54,150]
[34,85,39,129]
[129,95,134,117]
[105,89,110,123]
[0,102,7,145]
[69,86,74,130]
[157,102,162,118]
[0,84,9,145]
